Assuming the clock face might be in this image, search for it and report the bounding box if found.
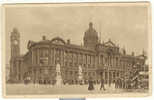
[13,40,18,45]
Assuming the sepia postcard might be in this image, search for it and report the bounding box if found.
[1,2,152,98]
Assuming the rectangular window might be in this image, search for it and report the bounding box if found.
[39,49,49,65]
[113,72,115,78]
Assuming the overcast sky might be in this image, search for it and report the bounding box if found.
[5,4,149,64]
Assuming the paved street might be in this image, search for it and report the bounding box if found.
[6,84,147,95]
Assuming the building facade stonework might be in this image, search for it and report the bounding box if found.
[9,22,147,86]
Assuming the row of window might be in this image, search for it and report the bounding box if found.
[32,48,135,68]
[32,48,96,65]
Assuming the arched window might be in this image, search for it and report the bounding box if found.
[39,48,49,65]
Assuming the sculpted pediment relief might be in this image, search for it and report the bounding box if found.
[104,40,116,47]
[105,41,115,47]
[51,37,66,45]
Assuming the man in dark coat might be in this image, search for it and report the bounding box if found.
[115,78,118,88]
[100,78,106,91]
[88,77,94,91]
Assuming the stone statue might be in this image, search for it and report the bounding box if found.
[78,65,83,84]
[55,63,62,85]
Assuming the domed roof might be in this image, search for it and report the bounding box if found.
[84,22,98,39]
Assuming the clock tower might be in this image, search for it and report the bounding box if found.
[10,28,20,58]
[10,28,20,82]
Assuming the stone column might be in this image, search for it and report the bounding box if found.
[102,55,104,65]
[84,54,86,67]
[32,50,33,65]
[108,70,110,86]
[60,49,62,65]
[71,52,73,66]
[114,57,116,67]
[62,50,64,66]
[53,48,55,65]
[94,55,96,67]
[36,69,38,84]
[37,49,39,65]
[63,50,64,66]
[51,48,53,65]
[98,55,100,65]
[76,53,78,65]
[111,71,113,83]
[32,69,35,84]
[112,56,114,66]
[64,50,66,66]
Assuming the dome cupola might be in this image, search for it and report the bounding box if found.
[83,22,99,49]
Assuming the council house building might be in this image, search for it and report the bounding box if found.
[9,22,147,86]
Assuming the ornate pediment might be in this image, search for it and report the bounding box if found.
[104,40,116,47]
[51,37,66,45]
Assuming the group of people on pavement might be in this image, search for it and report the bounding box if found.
[88,77,132,91]
[88,77,106,91]
[115,78,132,89]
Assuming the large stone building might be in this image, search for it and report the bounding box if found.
[9,22,147,85]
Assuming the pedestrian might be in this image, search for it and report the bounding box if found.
[119,79,122,88]
[122,79,125,89]
[115,78,118,88]
[100,78,106,91]
[117,78,120,88]
[88,77,94,91]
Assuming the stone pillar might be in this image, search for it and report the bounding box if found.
[71,52,73,66]
[32,69,35,83]
[108,70,110,86]
[37,49,39,65]
[98,55,100,65]
[111,71,113,83]
[85,54,87,65]
[51,48,53,65]
[112,56,114,66]
[32,50,33,65]
[93,55,97,67]
[64,50,66,66]
[108,71,111,87]
[36,69,38,83]
[60,50,62,65]
[48,48,51,65]
[63,50,64,66]
[76,53,78,65]
[114,57,116,67]
[53,48,55,65]
[61,50,63,65]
